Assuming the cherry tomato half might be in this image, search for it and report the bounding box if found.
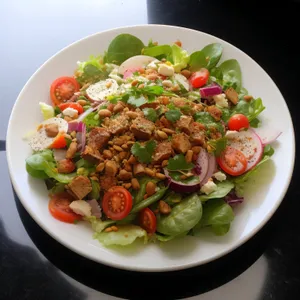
[50,76,80,106]
[49,134,67,149]
[217,146,248,176]
[228,114,250,131]
[58,102,84,115]
[48,192,81,223]
[189,68,209,88]
[102,186,133,220]
[139,208,156,234]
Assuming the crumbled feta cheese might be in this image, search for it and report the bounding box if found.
[147,60,158,70]
[213,93,228,108]
[225,130,239,139]
[158,64,174,77]
[213,171,227,182]
[63,107,78,118]
[69,200,92,217]
[200,181,217,195]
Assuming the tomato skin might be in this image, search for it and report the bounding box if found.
[139,208,156,234]
[217,146,248,176]
[58,103,84,115]
[189,68,209,88]
[50,77,80,106]
[49,192,82,223]
[49,134,67,149]
[102,186,133,220]
[228,114,250,131]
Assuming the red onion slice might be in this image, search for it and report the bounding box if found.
[253,127,282,146]
[200,83,222,98]
[164,169,200,193]
[87,199,102,218]
[200,153,217,185]
[195,148,209,183]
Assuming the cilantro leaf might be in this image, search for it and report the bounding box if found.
[83,111,100,129]
[165,109,182,123]
[142,108,158,122]
[131,140,156,163]
[167,154,194,171]
[127,95,148,107]
[207,137,227,156]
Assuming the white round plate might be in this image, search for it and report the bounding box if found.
[6,25,295,272]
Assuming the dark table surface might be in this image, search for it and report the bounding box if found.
[1,0,300,299]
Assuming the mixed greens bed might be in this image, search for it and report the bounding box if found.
[25,34,281,247]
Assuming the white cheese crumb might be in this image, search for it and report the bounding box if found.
[213,171,227,182]
[147,60,158,70]
[69,200,92,217]
[200,181,217,195]
[213,93,229,108]
[63,107,78,118]
[225,130,239,139]
[158,64,174,77]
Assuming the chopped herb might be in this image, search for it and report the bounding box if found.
[165,109,182,122]
[131,140,157,163]
[143,108,158,122]
[207,137,227,156]
[167,154,194,171]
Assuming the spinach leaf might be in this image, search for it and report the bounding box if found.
[234,98,265,122]
[142,108,158,122]
[201,199,234,226]
[201,43,223,69]
[105,34,145,65]
[218,59,242,92]
[157,193,202,236]
[234,154,272,185]
[167,154,194,171]
[155,231,188,242]
[143,45,172,58]
[26,163,48,179]
[212,224,231,236]
[189,50,207,71]
[199,181,234,202]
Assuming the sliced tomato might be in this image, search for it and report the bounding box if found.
[58,103,84,115]
[50,76,80,106]
[102,186,133,220]
[49,192,81,223]
[139,208,156,234]
[189,68,209,88]
[217,146,248,176]
[228,114,250,131]
[49,134,67,149]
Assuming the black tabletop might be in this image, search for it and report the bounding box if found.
[1,0,300,299]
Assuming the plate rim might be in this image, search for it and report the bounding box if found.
[6,24,296,272]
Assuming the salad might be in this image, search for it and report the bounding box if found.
[25,34,281,246]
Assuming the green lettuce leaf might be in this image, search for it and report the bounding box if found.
[94,225,147,246]
[76,55,107,85]
[171,44,190,72]
[26,149,76,183]
[85,216,115,233]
